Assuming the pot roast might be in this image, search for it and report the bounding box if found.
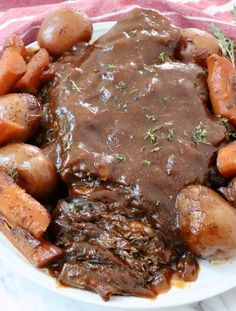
[41,8,227,300]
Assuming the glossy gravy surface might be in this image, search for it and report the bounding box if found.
[44,8,226,299]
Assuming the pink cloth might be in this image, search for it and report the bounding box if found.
[0,0,235,47]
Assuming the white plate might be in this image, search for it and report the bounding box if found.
[1,21,236,309]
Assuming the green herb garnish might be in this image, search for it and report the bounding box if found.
[151,146,161,153]
[209,23,235,67]
[71,80,81,93]
[159,52,166,63]
[219,117,229,124]
[7,168,18,179]
[123,103,128,111]
[60,72,71,82]
[162,96,169,102]
[145,114,157,121]
[192,128,210,144]
[130,29,138,37]
[116,154,127,162]
[227,132,236,139]
[167,128,174,142]
[65,139,72,153]
[145,129,157,144]
[143,159,151,166]
[144,125,162,144]
[116,81,126,90]
[67,202,76,212]
[105,64,115,71]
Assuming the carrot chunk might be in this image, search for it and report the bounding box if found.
[217,141,236,178]
[207,54,236,125]
[0,119,25,145]
[0,48,27,96]
[16,48,50,94]
[0,219,63,268]
[3,34,27,59]
[0,171,51,239]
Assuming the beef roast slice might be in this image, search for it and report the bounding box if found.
[44,8,226,299]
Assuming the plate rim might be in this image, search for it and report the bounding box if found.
[1,20,236,309]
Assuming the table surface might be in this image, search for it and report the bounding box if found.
[0,258,236,311]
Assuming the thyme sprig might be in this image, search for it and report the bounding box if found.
[130,29,138,37]
[192,128,210,145]
[159,52,166,63]
[209,23,235,67]
[167,128,174,142]
[71,80,82,93]
[116,154,127,162]
[143,159,151,166]
[6,168,18,179]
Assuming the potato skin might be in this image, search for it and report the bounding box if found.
[177,28,220,66]
[0,143,58,200]
[0,93,41,142]
[37,8,93,55]
[176,185,236,260]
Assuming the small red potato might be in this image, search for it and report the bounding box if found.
[176,185,236,260]
[177,28,220,66]
[37,8,93,55]
[0,93,41,142]
[0,143,58,200]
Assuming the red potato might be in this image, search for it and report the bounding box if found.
[217,141,236,178]
[177,28,220,66]
[0,48,26,96]
[16,48,50,94]
[0,219,63,268]
[0,93,41,142]
[0,143,58,200]
[176,185,236,260]
[37,8,93,55]
[0,171,51,239]
[207,54,236,125]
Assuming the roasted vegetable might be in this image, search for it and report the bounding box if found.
[217,141,236,178]
[0,48,26,96]
[3,34,27,59]
[176,185,236,260]
[37,8,92,55]
[0,217,63,268]
[0,171,51,239]
[0,93,41,142]
[207,54,236,125]
[0,143,58,200]
[0,120,24,146]
[177,28,220,66]
[16,48,50,94]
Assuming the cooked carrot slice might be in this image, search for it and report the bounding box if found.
[0,171,51,239]
[0,119,25,145]
[0,48,27,96]
[0,218,63,268]
[16,48,50,94]
[217,141,236,178]
[207,54,236,125]
[3,34,27,59]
